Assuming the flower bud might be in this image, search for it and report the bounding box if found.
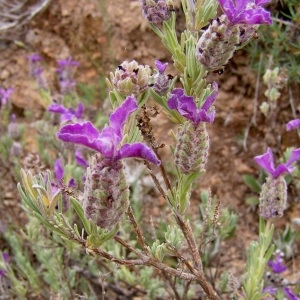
[82,154,129,230]
[259,176,287,219]
[139,0,173,25]
[174,121,209,174]
[7,115,21,140]
[112,60,151,96]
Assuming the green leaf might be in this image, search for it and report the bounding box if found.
[243,174,262,193]
[70,197,91,235]
[246,196,260,206]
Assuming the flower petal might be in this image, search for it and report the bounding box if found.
[286,119,300,131]
[109,96,138,143]
[254,147,275,176]
[54,159,64,182]
[118,143,161,165]
[75,102,84,119]
[155,60,168,73]
[168,89,198,123]
[75,150,89,168]
[48,104,68,114]
[57,122,102,152]
[201,81,218,111]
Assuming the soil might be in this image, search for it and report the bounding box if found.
[0,0,299,299]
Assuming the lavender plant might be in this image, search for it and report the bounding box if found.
[9,0,299,299]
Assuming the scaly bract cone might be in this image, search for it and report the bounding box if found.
[175,121,209,174]
[259,176,287,219]
[82,154,129,229]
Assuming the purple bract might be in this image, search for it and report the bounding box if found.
[286,119,300,131]
[167,82,218,125]
[0,88,14,106]
[57,96,160,165]
[217,0,272,25]
[48,103,84,123]
[283,287,300,300]
[54,158,64,183]
[268,254,287,273]
[155,60,168,73]
[254,147,300,179]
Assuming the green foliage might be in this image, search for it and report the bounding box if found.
[247,2,300,82]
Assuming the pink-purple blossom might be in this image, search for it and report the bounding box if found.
[57,96,160,165]
[167,82,218,125]
[217,0,272,25]
[48,103,84,123]
[254,147,300,179]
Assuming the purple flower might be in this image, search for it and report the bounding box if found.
[268,254,287,273]
[27,53,43,63]
[254,147,300,179]
[0,88,14,106]
[155,60,168,73]
[286,119,300,131]
[167,82,218,125]
[284,287,300,300]
[57,57,80,71]
[217,0,272,25]
[48,103,84,123]
[56,57,80,94]
[0,252,9,277]
[57,96,160,165]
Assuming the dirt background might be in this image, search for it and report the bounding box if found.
[0,0,299,298]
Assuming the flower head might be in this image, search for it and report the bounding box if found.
[217,0,272,25]
[48,102,84,123]
[286,119,300,131]
[57,96,160,165]
[254,147,300,179]
[168,82,218,125]
[112,60,151,96]
[152,60,172,95]
[140,0,173,25]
